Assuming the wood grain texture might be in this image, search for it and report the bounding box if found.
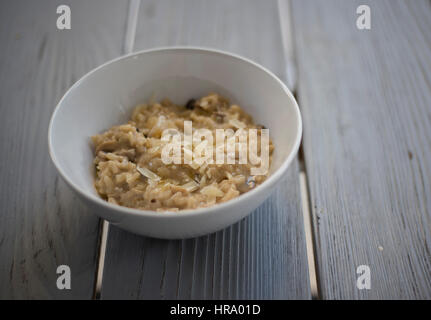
[291,0,431,299]
[101,0,311,300]
[0,0,128,299]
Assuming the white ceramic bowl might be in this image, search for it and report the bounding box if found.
[48,47,302,239]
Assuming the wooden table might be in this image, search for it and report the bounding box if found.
[0,0,430,300]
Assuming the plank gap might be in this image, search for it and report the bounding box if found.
[93,220,110,299]
[124,0,141,54]
[93,0,141,299]
[278,0,316,298]
[277,0,297,91]
[295,83,320,299]
[298,144,320,300]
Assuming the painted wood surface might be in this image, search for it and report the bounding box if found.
[4,0,429,300]
[291,0,431,299]
[100,0,311,300]
[0,0,128,299]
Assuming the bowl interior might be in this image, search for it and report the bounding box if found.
[49,48,300,199]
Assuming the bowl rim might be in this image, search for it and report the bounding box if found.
[48,46,302,219]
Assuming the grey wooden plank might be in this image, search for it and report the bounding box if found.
[0,0,128,299]
[291,0,431,299]
[101,0,310,299]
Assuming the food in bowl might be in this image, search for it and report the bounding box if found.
[91,93,273,211]
[49,47,302,238]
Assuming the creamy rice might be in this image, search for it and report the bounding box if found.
[91,93,273,211]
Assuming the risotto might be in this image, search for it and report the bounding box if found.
[91,93,273,211]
